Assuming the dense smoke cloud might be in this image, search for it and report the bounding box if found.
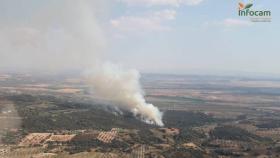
[87,63,164,126]
[0,0,164,126]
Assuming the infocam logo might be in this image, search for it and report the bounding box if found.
[238,2,271,22]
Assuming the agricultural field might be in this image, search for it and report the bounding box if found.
[1,73,280,157]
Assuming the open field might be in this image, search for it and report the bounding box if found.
[1,73,280,157]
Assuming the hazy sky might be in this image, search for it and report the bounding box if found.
[0,0,279,76]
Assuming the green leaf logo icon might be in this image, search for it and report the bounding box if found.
[244,3,253,10]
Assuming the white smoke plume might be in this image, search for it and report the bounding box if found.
[0,1,164,126]
[0,0,105,72]
[87,63,164,126]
